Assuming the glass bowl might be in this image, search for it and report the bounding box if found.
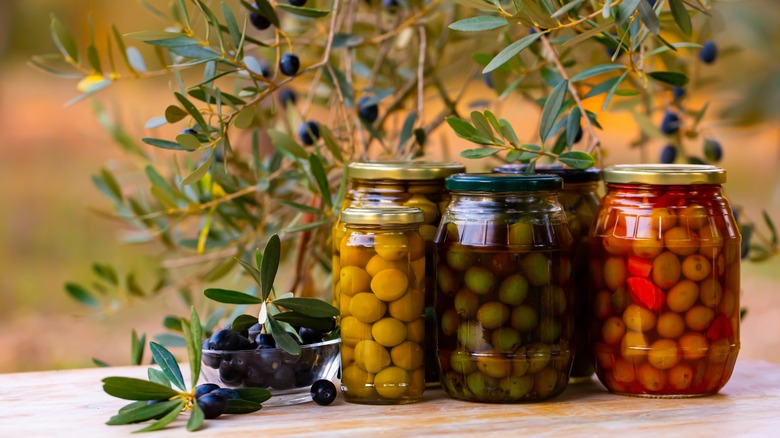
[201,338,340,406]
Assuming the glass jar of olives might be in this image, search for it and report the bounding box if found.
[435,173,575,403]
[333,161,465,387]
[338,207,426,405]
[494,164,603,382]
[590,164,740,398]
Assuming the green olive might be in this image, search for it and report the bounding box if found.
[647,339,681,370]
[538,318,562,343]
[603,256,627,291]
[533,367,559,398]
[679,205,708,230]
[699,278,723,308]
[465,371,496,398]
[499,375,534,398]
[498,274,529,306]
[403,194,439,224]
[601,316,626,345]
[685,305,715,331]
[446,247,473,271]
[453,288,479,318]
[464,266,496,295]
[440,307,460,336]
[698,224,724,259]
[664,226,700,256]
[540,285,567,316]
[681,254,711,282]
[621,331,649,364]
[632,238,664,259]
[511,351,531,376]
[666,280,699,312]
[521,252,550,286]
[652,251,682,289]
[637,363,667,392]
[611,287,630,314]
[657,312,685,339]
[437,264,460,296]
[491,327,522,352]
[476,352,512,378]
[651,207,678,232]
[622,304,657,332]
[508,221,533,246]
[525,342,552,374]
[477,301,511,330]
[450,349,477,374]
[511,305,538,333]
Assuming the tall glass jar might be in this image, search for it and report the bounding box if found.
[590,165,740,397]
[435,174,574,403]
[494,164,603,382]
[333,161,465,386]
[338,207,426,404]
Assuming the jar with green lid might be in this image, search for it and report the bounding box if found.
[338,207,426,404]
[590,164,740,397]
[434,173,574,402]
[332,161,465,387]
[494,164,603,382]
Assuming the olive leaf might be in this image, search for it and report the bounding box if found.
[102,377,180,401]
[149,342,186,391]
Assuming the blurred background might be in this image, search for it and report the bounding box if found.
[0,0,778,373]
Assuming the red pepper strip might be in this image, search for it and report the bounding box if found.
[707,313,734,341]
[627,256,653,278]
[626,277,665,311]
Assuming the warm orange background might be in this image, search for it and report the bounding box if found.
[0,1,778,372]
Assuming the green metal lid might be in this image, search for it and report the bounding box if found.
[340,207,424,225]
[445,173,563,192]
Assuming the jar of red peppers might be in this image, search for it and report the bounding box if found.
[494,164,603,382]
[333,161,465,387]
[435,173,575,402]
[590,164,740,397]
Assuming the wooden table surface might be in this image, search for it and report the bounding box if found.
[2,360,780,437]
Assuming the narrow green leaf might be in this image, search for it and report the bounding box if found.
[669,0,692,36]
[268,129,308,159]
[204,288,263,304]
[471,111,495,142]
[637,0,660,35]
[570,64,626,83]
[273,312,336,332]
[273,297,339,318]
[149,342,186,391]
[558,151,595,169]
[763,211,778,245]
[231,314,259,332]
[174,92,208,132]
[399,112,416,148]
[187,403,205,431]
[267,316,301,355]
[234,387,272,403]
[284,220,329,233]
[225,399,263,414]
[602,70,629,111]
[143,137,191,151]
[65,283,99,308]
[260,234,281,301]
[309,155,332,209]
[449,16,508,32]
[276,4,331,17]
[119,401,147,414]
[50,15,79,61]
[131,330,145,366]
[460,148,501,159]
[154,334,187,347]
[112,25,137,74]
[319,126,344,162]
[236,256,264,289]
[106,400,180,425]
[188,306,202,388]
[277,200,324,215]
[499,120,520,147]
[483,32,542,74]
[147,368,171,387]
[648,71,689,87]
[446,117,477,138]
[181,150,214,186]
[93,358,110,367]
[566,108,582,148]
[616,0,641,26]
[551,0,585,19]
[133,400,185,432]
[540,80,569,143]
[102,377,179,401]
[564,21,613,47]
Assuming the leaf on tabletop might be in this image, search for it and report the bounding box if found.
[103,377,179,401]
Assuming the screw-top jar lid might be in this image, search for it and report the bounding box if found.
[603,164,726,185]
[340,207,424,225]
[348,161,465,180]
[445,173,563,192]
[492,163,601,183]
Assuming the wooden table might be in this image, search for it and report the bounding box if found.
[2,360,780,437]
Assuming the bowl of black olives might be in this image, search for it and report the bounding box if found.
[201,323,340,406]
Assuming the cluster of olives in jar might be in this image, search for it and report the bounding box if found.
[591,165,740,397]
[338,207,426,404]
[495,164,602,381]
[435,174,575,403]
[333,162,464,386]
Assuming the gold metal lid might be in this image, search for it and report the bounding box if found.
[603,164,726,185]
[340,207,424,225]
[348,161,465,180]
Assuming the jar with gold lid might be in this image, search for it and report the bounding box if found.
[337,207,426,404]
[590,164,740,397]
[333,161,465,386]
